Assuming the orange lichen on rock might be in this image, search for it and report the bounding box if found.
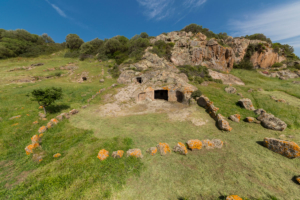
[50,118,59,125]
[146,147,158,156]
[217,119,233,131]
[245,117,255,123]
[187,139,202,151]
[25,143,40,155]
[127,149,143,158]
[296,176,300,184]
[31,135,40,144]
[53,153,61,158]
[157,143,171,156]
[33,121,38,124]
[39,133,43,137]
[39,106,43,109]
[26,114,30,116]
[11,123,19,126]
[202,139,215,149]
[226,195,242,200]
[97,149,109,161]
[229,114,241,123]
[38,126,47,133]
[112,150,124,158]
[46,122,53,129]
[173,142,188,155]
[263,137,300,158]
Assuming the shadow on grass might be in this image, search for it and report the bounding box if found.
[256,141,265,147]
[47,104,70,114]
[291,176,300,185]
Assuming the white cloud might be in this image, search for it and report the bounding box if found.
[45,0,67,18]
[136,0,207,20]
[229,1,300,43]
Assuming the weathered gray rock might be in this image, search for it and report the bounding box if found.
[211,139,224,149]
[173,142,188,155]
[197,95,211,108]
[217,119,232,131]
[146,147,157,155]
[229,114,241,123]
[9,115,21,120]
[257,113,287,131]
[254,109,266,115]
[99,79,105,83]
[225,86,237,94]
[126,149,143,158]
[209,70,245,85]
[69,109,79,115]
[238,98,255,111]
[263,137,300,158]
[245,117,260,124]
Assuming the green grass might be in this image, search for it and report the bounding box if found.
[1,55,300,199]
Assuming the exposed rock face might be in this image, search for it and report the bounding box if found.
[257,113,287,131]
[117,48,197,104]
[209,70,245,85]
[225,86,237,94]
[150,31,235,72]
[263,138,300,158]
[238,98,255,111]
[225,37,286,68]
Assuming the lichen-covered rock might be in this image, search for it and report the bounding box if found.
[225,86,237,94]
[257,113,287,131]
[216,114,226,121]
[238,98,255,111]
[245,117,260,123]
[197,95,211,108]
[31,135,40,144]
[46,122,53,129]
[202,139,215,149]
[126,149,143,158]
[38,126,47,133]
[39,106,43,109]
[33,121,38,124]
[296,176,300,184]
[173,142,188,155]
[39,113,46,118]
[187,139,202,151]
[157,143,171,156]
[97,149,109,161]
[112,150,124,158]
[226,195,242,200]
[276,99,286,103]
[229,114,241,123]
[56,114,64,121]
[25,143,40,155]
[53,153,61,158]
[264,137,300,158]
[217,119,232,131]
[146,147,157,155]
[254,108,266,115]
[50,118,59,125]
[211,139,224,149]
[69,109,79,115]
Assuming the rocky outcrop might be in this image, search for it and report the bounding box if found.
[257,112,287,131]
[225,37,286,68]
[263,138,300,158]
[150,31,235,72]
[261,69,300,80]
[208,70,245,85]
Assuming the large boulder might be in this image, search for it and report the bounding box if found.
[197,95,211,108]
[257,113,287,131]
[263,138,300,158]
[238,98,255,111]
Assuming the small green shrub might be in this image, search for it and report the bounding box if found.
[191,90,202,99]
[150,40,174,61]
[271,62,283,68]
[64,50,80,58]
[54,72,62,77]
[108,64,121,78]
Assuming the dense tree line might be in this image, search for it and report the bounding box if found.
[0,29,64,59]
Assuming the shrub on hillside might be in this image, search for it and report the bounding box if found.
[271,62,283,68]
[108,64,121,78]
[140,32,149,38]
[65,34,84,50]
[244,33,272,44]
[191,90,202,99]
[233,60,254,70]
[150,40,174,61]
[272,43,299,60]
[64,50,80,58]
[181,24,228,40]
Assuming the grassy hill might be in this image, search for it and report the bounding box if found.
[0,52,300,200]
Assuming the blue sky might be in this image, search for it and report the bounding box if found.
[1,0,300,56]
